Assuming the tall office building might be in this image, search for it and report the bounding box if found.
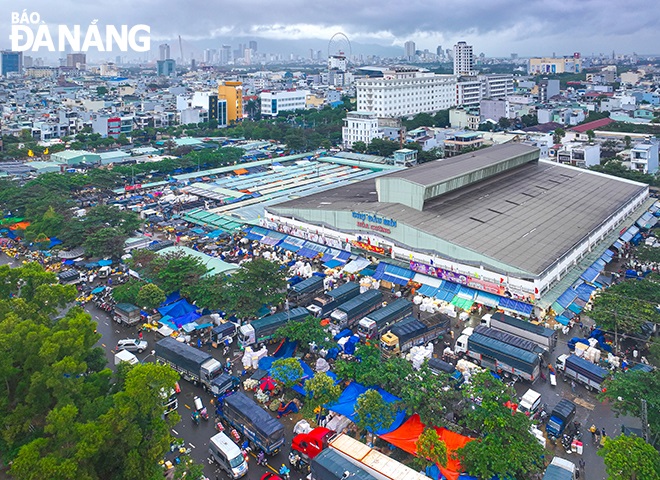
[0,51,22,76]
[66,53,86,68]
[159,44,171,61]
[453,41,474,76]
[248,41,258,52]
[404,41,416,61]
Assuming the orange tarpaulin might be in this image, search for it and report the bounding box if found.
[233,168,248,175]
[9,221,31,230]
[379,414,473,480]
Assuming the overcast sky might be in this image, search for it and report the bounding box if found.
[2,0,658,59]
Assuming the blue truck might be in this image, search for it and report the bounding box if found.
[466,332,540,382]
[427,357,464,386]
[220,392,285,455]
[307,282,361,318]
[288,276,325,307]
[546,399,576,440]
[556,354,609,392]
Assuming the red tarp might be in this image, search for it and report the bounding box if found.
[379,414,473,480]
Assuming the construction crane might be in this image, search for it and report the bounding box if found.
[178,35,184,64]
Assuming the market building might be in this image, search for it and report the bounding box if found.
[264,144,650,315]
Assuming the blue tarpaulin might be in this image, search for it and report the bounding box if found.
[273,340,297,359]
[418,284,439,297]
[158,299,196,318]
[555,315,571,326]
[372,262,387,280]
[497,297,533,317]
[580,266,600,284]
[63,259,74,265]
[172,311,201,328]
[98,259,113,267]
[380,263,415,286]
[556,289,578,309]
[325,382,406,435]
[161,291,182,307]
[91,286,105,294]
[323,259,344,268]
[574,282,597,302]
[206,229,225,238]
[48,237,62,249]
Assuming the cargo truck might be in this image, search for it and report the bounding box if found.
[482,312,557,350]
[238,307,309,348]
[555,354,609,391]
[219,392,285,455]
[543,457,577,480]
[288,276,325,307]
[546,399,576,440]
[307,282,360,318]
[113,303,141,326]
[291,427,335,468]
[357,298,413,342]
[466,332,540,382]
[329,289,383,330]
[155,337,223,390]
[456,325,548,359]
[380,314,451,358]
[325,433,430,480]
[427,357,464,386]
[311,448,377,480]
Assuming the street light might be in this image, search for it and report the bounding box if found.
[142,349,156,364]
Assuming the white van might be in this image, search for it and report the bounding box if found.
[518,389,542,415]
[208,432,248,478]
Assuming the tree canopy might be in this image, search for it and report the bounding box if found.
[354,389,396,434]
[589,279,660,335]
[598,434,660,480]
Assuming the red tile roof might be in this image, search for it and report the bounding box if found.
[570,117,614,133]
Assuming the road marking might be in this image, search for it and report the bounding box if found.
[189,443,196,449]
[172,429,179,435]
[95,316,100,320]
[101,343,106,348]
[573,397,595,410]
[115,330,120,334]
[249,451,279,474]
[184,404,191,409]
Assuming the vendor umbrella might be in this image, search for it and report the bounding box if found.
[260,376,277,391]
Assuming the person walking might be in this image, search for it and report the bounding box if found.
[579,458,585,471]
[589,424,597,441]
[138,330,143,340]
[571,380,576,392]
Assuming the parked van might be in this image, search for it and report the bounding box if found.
[208,432,248,478]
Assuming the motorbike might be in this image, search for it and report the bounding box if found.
[191,410,200,426]
[278,464,290,480]
[256,450,267,467]
[194,396,209,421]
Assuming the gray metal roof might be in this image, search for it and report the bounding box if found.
[272,158,647,276]
[378,143,538,187]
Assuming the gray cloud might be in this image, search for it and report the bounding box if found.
[2,0,658,58]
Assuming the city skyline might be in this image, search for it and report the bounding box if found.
[1,0,658,60]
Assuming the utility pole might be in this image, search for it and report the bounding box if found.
[641,399,649,444]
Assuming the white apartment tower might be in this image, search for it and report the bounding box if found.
[454,41,474,76]
[355,67,456,117]
[342,112,381,149]
[404,41,416,61]
[159,44,170,61]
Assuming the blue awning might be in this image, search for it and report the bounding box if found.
[372,262,387,280]
[555,315,571,326]
[556,288,578,308]
[498,297,534,317]
[580,266,600,284]
[298,247,322,259]
[612,240,623,250]
[323,259,344,269]
[418,284,439,297]
[567,302,583,314]
[98,259,113,267]
[456,285,477,300]
[435,289,456,302]
[599,250,614,263]
[245,227,263,241]
[551,302,566,315]
[380,263,415,286]
[280,242,302,252]
[620,225,640,242]
[336,250,351,261]
[574,282,597,302]
[636,212,658,230]
[474,290,501,307]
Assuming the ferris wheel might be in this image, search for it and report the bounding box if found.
[328,32,351,60]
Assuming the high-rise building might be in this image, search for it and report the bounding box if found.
[244,48,251,65]
[436,45,443,58]
[157,59,176,77]
[453,41,474,76]
[248,41,257,52]
[404,41,416,61]
[217,81,243,125]
[220,45,232,65]
[66,53,86,68]
[0,51,22,76]
[159,44,170,61]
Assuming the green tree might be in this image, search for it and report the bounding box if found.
[96,86,108,96]
[589,280,660,335]
[415,428,447,469]
[181,274,226,310]
[367,138,400,157]
[334,344,382,385]
[635,246,660,264]
[355,389,396,434]
[624,135,632,149]
[553,128,566,145]
[111,278,145,305]
[586,129,596,142]
[170,455,206,479]
[151,251,208,294]
[83,227,127,259]
[274,314,332,349]
[455,372,546,480]
[305,372,341,414]
[136,283,166,310]
[497,117,511,129]
[220,258,287,319]
[352,141,367,153]
[270,357,304,389]
[598,434,660,480]
[599,369,660,440]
